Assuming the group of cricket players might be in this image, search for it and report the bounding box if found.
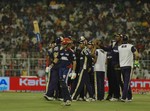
[43,34,139,106]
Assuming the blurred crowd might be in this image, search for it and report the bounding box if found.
[0,0,149,77]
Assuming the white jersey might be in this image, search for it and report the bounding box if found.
[94,49,107,72]
[118,44,134,67]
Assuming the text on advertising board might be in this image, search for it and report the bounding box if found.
[0,77,10,91]
[19,78,45,86]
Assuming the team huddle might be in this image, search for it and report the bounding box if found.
[43,34,139,106]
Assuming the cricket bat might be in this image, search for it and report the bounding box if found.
[33,20,40,33]
[33,20,42,51]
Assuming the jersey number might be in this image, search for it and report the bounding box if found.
[121,45,127,48]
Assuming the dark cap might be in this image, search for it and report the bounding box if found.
[55,36,63,44]
[122,35,128,41]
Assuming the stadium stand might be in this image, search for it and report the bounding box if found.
[0,0,149,77]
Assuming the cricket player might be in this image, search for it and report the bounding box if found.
[55,37,76,106]
[44,37,63,101]
[93,39,107,101]
[72,37,94,102]
[101,34,123,101]
[109,34,124,101]
[118,35,139,102]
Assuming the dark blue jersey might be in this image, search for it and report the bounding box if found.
[79,47,91,71]
[51,44,62,69]
[107,51,112,63]
[53,45,61,59]
[102,42,119,66]
[57,48,76,68]
[107,51,112,60]
[47,48,54,62]
[47,44,61,61]
[75,48,81,74]
[111,43,119,65]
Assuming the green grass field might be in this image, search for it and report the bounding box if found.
[0,92,150,111]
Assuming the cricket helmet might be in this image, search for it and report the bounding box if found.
[62,38,72,45]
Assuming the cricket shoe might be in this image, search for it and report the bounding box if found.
[127,99,132,102]
[43,94,55,101]
[109,98,119,102]
[85,98,95,102]
[127,97,133,102]
[61,100,71,106]
[78,97,84,101]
